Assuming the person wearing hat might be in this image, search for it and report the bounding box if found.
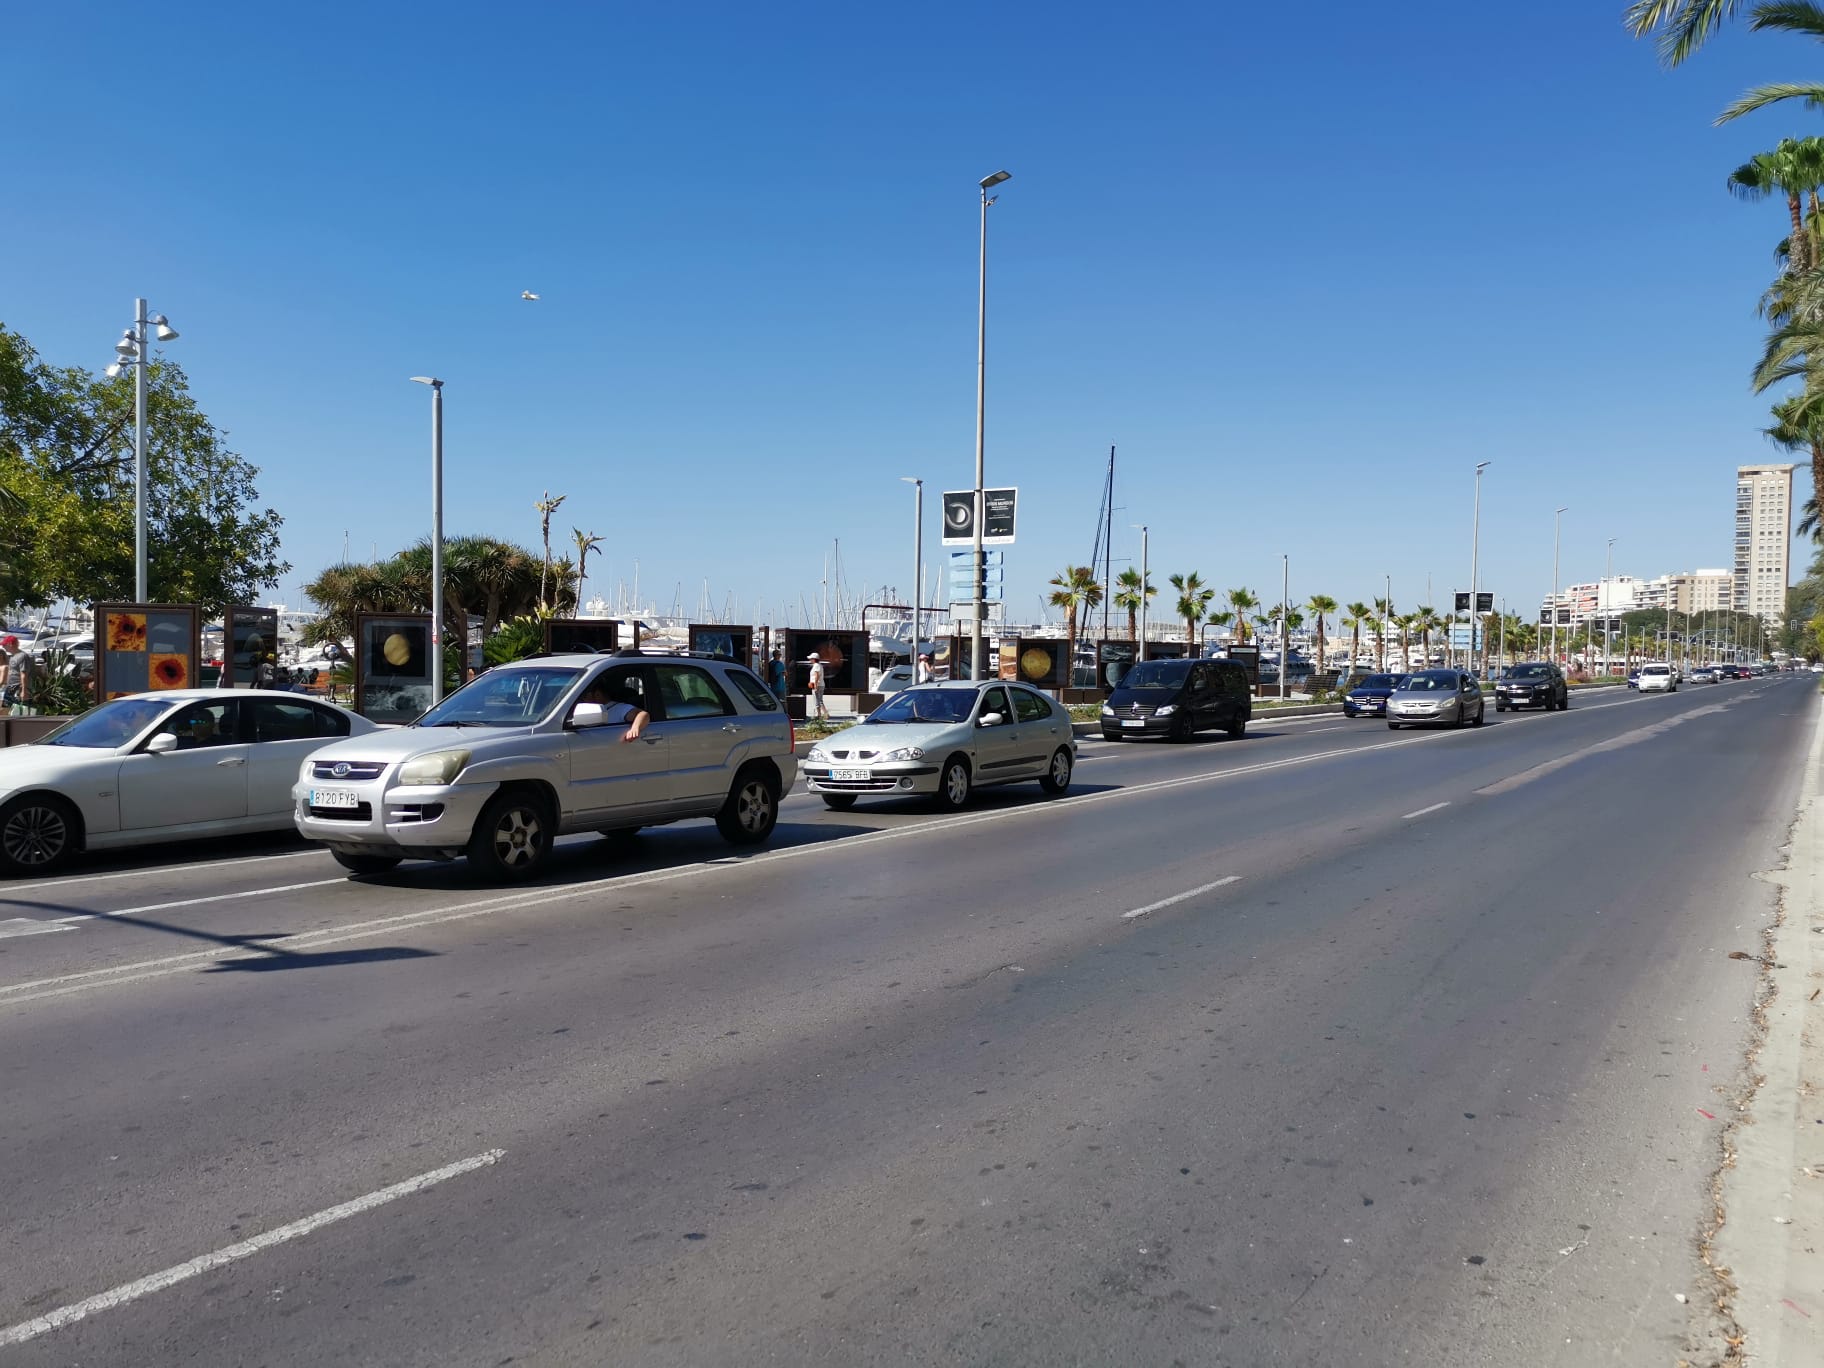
[916,652,934,685]
[0,635,15,716]
[807,651,828,721]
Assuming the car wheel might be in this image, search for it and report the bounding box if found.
[716,764,780,845]
[467,789,553,880]
[935,756,972,811]
[1495,703,1506,713]
[1040,747,1073,796]
[0,793,78,875]
[1471,702,1485,727]
[1560,693,1570,710]
[332,850,402,876]
[821,793,858,811]
[1226,718,1246,740]
[1387,721,1402,730]
[1168,714,1194,743]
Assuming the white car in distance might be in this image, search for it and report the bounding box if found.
[1636,663,1676,693]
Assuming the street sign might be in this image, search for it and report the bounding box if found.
[1454,591,1495,613]
[940,488,1018,546]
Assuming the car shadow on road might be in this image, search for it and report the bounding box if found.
[68,909,435,972]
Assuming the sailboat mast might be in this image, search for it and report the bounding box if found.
[1103,444,1115,640]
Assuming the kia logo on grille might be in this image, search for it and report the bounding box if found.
[331,762,350,778]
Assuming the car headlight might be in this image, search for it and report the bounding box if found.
[1155,704,1177,717]
[1100,704,1114,716]
[883,745,925,761]
[398,748,470,786]
[807,745,828,762]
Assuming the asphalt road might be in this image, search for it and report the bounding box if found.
[0,675,1813,1366]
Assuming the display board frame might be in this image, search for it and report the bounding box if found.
[94,602,202,703]
[355,612,436,723]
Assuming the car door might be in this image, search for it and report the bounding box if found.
[116,698,248,831]
[245,698,352,818]
[651,662,743,808]
[1184,664,1213,731]
[1012,686,1064,769]
[565,665,672,825]
[972,685,1025,780]
[1461,672,1481,719]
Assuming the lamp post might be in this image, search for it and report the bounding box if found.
[1468,461,1491,675]
[104,299,180,601]
[1132,523,1150,661]
[1551,505,1567,665]
[900,477,923,669]
[970,169,1010,684]
[1604,537,1616,675]
[410,378,445,703]
[1280,553,1290,700]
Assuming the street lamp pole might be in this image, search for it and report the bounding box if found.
[1468,461,1490,675]
[971,169,1010,683]
[1551,505,1567,665]
[901,477,923,669]
[1133,523,1150,661]
[108,299,180,600]
[411,378,445,703]
[1280,553,1290,700]
[1604,537,1616,675]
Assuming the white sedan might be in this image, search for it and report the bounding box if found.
[0,689,377,875]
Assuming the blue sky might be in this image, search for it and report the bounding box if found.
[3,2,1814,627]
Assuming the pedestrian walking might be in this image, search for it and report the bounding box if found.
[807,652,828,720]
[916,652,933,685]
[0,635,14,716]
[767,647,787,700]
[5,637,36,716]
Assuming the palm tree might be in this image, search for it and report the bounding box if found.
[1393,613,1417,672]
[1226,588,1259,644]
[1727,138,1824,273]
[1343,601,1372,672]
[571,528,604,610]
[1205,609,1234,644]
[1305,594,1338,674]
[1626,0,1747,67]
[1371,596,1395,669]
[1170,571,1215,646]
[1765,395,1824,537]
[1799,494,1821,541]
[534,490,567,607]
[1716,7,1824,123]
[1411,605,1442,666]
[1048,565,1103,679]
[1114,567,1156,641]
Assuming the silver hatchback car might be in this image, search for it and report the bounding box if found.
[801,679,1076,810]
[1386,668,1487,729]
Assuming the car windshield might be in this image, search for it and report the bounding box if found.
[35,697,171,748]
[414,665,585,727]
[1358,674,1402,689]
[1399,671,1455,692]
[1118,661,1188,689]
[1504,665,1551,679]
[867,688,979,724]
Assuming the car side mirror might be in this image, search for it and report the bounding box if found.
[978,712,1004,728]
[570,702,610,729]
[146,732,178,755]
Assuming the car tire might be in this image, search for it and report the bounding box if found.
[332,851,402,877]
[716,764,780,845]
[1560,694,1570,710]
[0,792,79,876]
[1495,703,1506,713]
[935,756,972,811]
[466,788,553,880]
[1387,721,1402,731]
[1471,703,1485,727]
[821,794,857,811]
[1040,747,1073,796]
[1168,714,1194,743]
[1226,718,1246,740]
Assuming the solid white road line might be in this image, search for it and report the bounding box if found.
[1121,875,1241,920]
[0,918,75,939]
[0,847,324,896]
[47,878,347,923]
[0,1147,505,1348]
[1401,801,1451,820]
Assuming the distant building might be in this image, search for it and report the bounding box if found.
[1666,569,1734,615]
[1735,464,1794,625]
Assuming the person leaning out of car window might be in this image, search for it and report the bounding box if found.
[579,677,651,743]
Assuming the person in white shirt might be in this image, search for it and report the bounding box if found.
[807,653,828,720]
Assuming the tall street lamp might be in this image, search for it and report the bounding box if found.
[970,168,1010,683]
[1132,524,1149,661]
[410,377,446,703]
[1280,554,1290,700]
[1604,537,1616,675]
[104,299,180,601]
[1551,505,1568,665]
[1468,461,1491,674]
[900,477,923,668]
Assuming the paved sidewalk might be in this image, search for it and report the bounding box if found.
[1715,697,1824,1365]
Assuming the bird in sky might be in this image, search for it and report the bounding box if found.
[521,290,540,300]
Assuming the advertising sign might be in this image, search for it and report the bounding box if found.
[781,629,868,694]
[1455,591,1495,613]
[940,488,1018,546]
[355,613,435,723]
[223,604,280,688]
[931,634,971,681]
[544,618,621,655]
[1144,640,1189,662]
[689,624,754,666]
[1096,639,1139,693]
[997,636,1068,689]
[95,603,202,702]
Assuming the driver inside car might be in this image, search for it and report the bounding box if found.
[578,677,651,744]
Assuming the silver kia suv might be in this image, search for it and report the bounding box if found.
[294,652,798,878]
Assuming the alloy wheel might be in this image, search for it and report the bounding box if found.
[1,802,69,870]
[491,807,543,868]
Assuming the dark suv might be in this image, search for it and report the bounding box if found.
[1101,657,1251,741]
[1494,661,1568,712]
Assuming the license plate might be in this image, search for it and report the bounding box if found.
[1122,719,1145,728]
[310,788,360,809]
[832,768,869,782]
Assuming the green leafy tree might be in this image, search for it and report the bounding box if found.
[571,529,603,610]
[1342,601,1373,672]
[534,491,567,608]
[1047,565,1103,674]
[1114,567,1156,641]
[1727,137,1824,272]
[1226,587,1260,644]
[1170,571,1215,645]
[0,325,288,611]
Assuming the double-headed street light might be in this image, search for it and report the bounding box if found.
[1604,537,1617,674]
[1551,505,1568,664]
[104,300,180,601]
[1467,461,1491,674]
[410,377,446,703]
[970,168,1010,683]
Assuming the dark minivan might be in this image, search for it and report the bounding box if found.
[1101,657,1251,742]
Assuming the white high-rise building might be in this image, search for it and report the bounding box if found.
[1735,464,1795,624]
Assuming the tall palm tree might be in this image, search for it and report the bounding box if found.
[1371,596,1395,669]
[571,528,604,610]
[1413,605,1444,666]
[1170,571,1215,646]
[1113,567,1156,641]
[1305,594,1337,674]
[1048,565,1103,677]
[1626,0,1747,67]
[1343,601,1373,672]
[534,490,567,607]
[1765,395,1824,535]
[1226,588,1259,644]
[1393,613,1417,672]
[1205,609,1234,643]
[1727,138,1824,273]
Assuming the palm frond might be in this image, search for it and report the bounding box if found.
[1747,1,1824,40]
[1718,82,1824,124]
[1627,0,1748,66]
